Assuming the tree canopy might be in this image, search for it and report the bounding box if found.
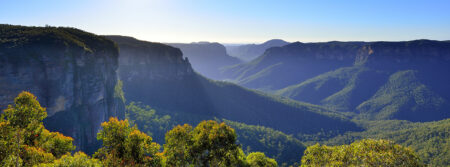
[0,91,76,166]
[164,120,247,166]
[94,117,162,166]
[301,139,423,167]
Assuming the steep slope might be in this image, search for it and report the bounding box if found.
[0,25,125,153]
[276,67,388,112]
[167,42,241,80]
[226,39,289,61]
[274,40,450,122]
[107,36,361,136]
[222,42,365,91]
[356,70,449,121]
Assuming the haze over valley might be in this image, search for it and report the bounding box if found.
[1,0,449,166]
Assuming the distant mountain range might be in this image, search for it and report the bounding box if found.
[166,42,241,80]
[222,40,450,122]
[222,42,365,90]
[226,39,289,61]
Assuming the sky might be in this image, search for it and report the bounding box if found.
[1,0,449,43]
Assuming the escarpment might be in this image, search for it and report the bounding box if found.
[0,25,125,153]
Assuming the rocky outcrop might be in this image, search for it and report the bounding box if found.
[0,25,125,154]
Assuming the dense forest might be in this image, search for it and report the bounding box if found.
[0,92,424,166]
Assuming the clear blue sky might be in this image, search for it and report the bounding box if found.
[1,0,449,43]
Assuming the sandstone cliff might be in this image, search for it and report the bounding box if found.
[0,25,125,153]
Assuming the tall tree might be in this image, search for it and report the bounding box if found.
[0,91,75,166]
[163,124,194,167]
[246,152,278,167]
[163,120,246,166]
[94,117,162,166]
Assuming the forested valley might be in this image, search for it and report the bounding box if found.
[0,24,448,166]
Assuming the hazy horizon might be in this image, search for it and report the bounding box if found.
[2,0,450,43]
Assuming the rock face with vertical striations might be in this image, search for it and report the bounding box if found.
[0,25,125,154]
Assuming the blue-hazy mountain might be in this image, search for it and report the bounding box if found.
[226,39,289,61]
[222,42,365,91]
[167,42,241,80]
[222,40,450,122]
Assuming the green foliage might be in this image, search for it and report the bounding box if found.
[3,91,46,129]
[40,130,76,158]
[191,120,241,166]
[94,117,162,166]
[276,66,388,113]
[0,24,117,54]
[126,102,172,144]
[114,80,126,104]
[0,120,16,164]
[125,102,306,166]
[301,139,423,167]
[320,119,450,166]
[0,91,75,166]
[276,67,449,123]
[163,120,245,166]
[22,146,55,166]
[163,124,194,167]
[0,92,430,167]
[246,152,278,167]
[356,70,449,121]
[224,120,305,166]
[37,152,102,167]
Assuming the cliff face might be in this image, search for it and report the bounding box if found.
[356,40,450,69]
[105,36,208,115]
[167,42,241,80]
[0,25,125,153]
[106,36,193,81]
